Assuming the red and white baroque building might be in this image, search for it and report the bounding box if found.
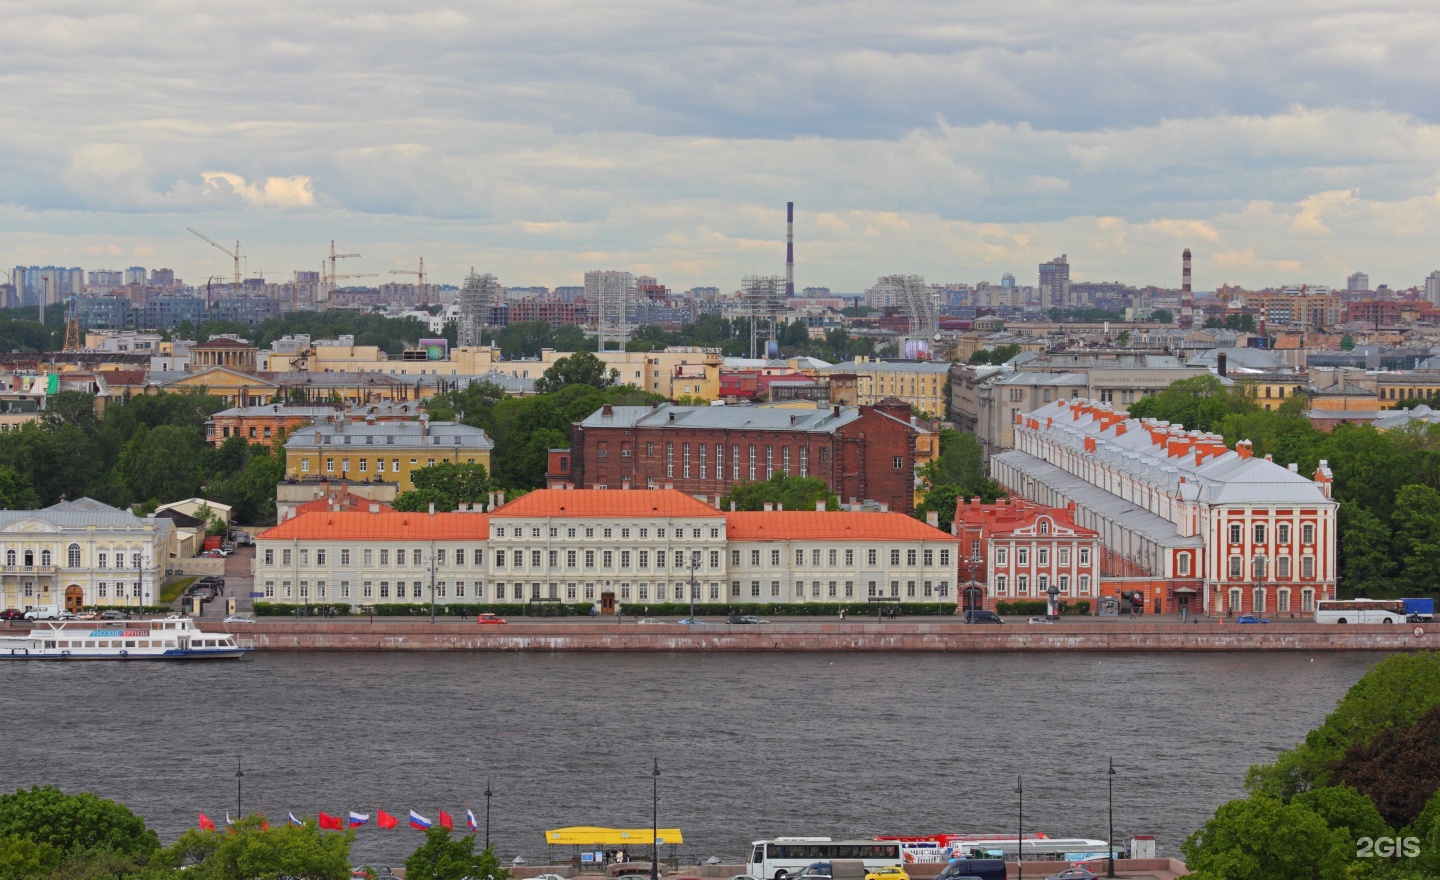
[953,498,1101,612]
[988,399,1337,617]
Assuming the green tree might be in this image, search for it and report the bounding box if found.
[1182,795,1348,880]
[40,391,101,437]
[423,381,508,427]
[118,425,206,506]
[1151,308,1174,323]
[1292,785,1391,842]
[0,786,159,858]
[722,471,839,511]
[535,351,617,394]
[915,483,961,531]
[0,835,62,880]
[393,463,494,512]
[0,465,40,509]
[1390,485,1440,592]
[1337,506,1395,597]
[163,815,351,880]
[1127,375,1258,433]
[405,828,510,880]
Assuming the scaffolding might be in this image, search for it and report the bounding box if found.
[458,270,501,346]
[742,275,786,358]
[880,273,938,354]
[587,270,635,351]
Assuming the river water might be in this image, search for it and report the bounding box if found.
[1,651,1385,866]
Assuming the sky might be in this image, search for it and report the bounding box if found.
[3,0,1440,293]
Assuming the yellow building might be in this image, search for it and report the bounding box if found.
[1232,372,1308,411]
[163,367,280,407]
[266,343,505,377]
[283,416,494,491]
[822,358,951,417]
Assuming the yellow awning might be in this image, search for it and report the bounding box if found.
[545,827,685,846]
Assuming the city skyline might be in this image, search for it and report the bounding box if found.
[4,1,1440,291]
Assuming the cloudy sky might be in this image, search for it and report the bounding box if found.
[3,0,1440,292]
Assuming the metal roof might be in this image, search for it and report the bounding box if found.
[285,420,493,449]
[579,403,862,433]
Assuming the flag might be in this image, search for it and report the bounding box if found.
[225,813,237,833]
[259,814,270,831]
[466,809,477,833]
[349,811,370,829]
[409,810,432,831]
[198,813,216,832]
[377,810,398,830]
[319,811,343,831]
[439,810,453,831]
[288,812,305,827]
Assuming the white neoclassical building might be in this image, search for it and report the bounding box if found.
[254,489,959,611]
[0,498,171,614]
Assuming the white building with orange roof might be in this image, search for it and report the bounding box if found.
[991,399,1337,618]
[254,488,958,612]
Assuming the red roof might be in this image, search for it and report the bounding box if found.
[258,510,488,541]
[724,511,957,542]
[292,491,392,516]
[492,489,723,519]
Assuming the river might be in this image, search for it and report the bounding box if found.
[0,650,1385,866]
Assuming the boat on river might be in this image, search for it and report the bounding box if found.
[0,615,251,660]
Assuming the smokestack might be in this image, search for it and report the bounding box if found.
[785,201,794,299]
[1181,248,1193,329]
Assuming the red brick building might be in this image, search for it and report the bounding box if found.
[507,299,587,327]
[559,400,925,513]
[953,498,1101,613]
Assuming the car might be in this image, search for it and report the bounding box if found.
[727,875,763,880]
[1026,616,1052,624]
[740,615,770,624]
[531,873,568,880]
[476,613,508,625]
[199,550,223,558]
[75,610,100,620]
[725,614,756,624]
[636,617,663,624]
[1044,870,1097,880]
[1237,614,1270,624]
[865,867,909,880]
[676,617,706,625]
[964,609,1004,624]
[99,610,130,620]
[0,608,24,620]
[224,613,257,624]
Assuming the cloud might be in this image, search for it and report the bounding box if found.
[199,172,316,209]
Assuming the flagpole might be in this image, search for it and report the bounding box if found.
[235,756,243,819]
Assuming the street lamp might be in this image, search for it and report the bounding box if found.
[687,555,700,619]
[236,756,244,819]
[651,758,660,880]
[1015,774,1023,880]
[1107,757,1117,879]
[428,543,438,624]
[484,777,492,850]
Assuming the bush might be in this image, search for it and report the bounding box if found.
[995,600,1090,616]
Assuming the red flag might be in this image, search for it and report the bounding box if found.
[260,816,270,831]
[377,810,398,830]
[319,812,343,831]
[439,810,453,831]
[198,813,216,832]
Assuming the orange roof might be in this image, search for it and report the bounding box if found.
[293,492,392,516]
[724,511,958,542]
[492,489,724,519]
[258,510,488,541]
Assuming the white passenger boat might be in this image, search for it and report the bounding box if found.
[0,615,251,660]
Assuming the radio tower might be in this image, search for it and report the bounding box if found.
[63,294,81,352]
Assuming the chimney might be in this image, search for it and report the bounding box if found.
[1217,352,1227,378]
[926,511,939,528]
[764,502,774,512]
[369,502,380,513]
[602,404,613,416]
[1180,248,1193,329]
[497,491,505,506]
[428,501,436,515]
[730,501,737,511]
[1288,463,1299,473]
[816,501,826,512]
[880,502,889,512]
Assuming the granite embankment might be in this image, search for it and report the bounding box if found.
[225,620,1439,652]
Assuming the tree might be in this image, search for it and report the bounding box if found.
[0,835,62,880]
[393,463,494,512]
[1114,329,1131,348]
[0,465,40,510]
[722,471,839,512]
[1182,795,1348,880]
[1151,309,1174,323]
[1390,485,1440,592]
[0,786,159,858]
[163,815,352,880]
[40,391,101,437]
[535,352,617,394]
[117,425,207,506]
[405,828,510,880]
[1292,785,1391,842]
[1337,506,1394,597]
[1337,705,1440,829]
[1127,375,1258,433]
[915,483,961,531]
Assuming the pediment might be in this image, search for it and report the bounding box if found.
[5,518,62,534]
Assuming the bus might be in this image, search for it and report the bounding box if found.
[748,839,903,880]
[1315,599,1407,624]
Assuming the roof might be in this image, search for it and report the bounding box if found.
[1373,404,1440,430]
[212,405,342,419]
[284,420,493,449]
[0,498,171,536]
[579,402,862,432]
[258,510,490,541]
[492,489,724,519]
[821,360,950,375]
[724,511,956,542]
[192,337,257,350]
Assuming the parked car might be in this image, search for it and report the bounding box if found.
[964,609,1004,624]
[98,610,130,620]
[1045,869,1097,880]
[726,614,756,624]
[75,610,100,620]
[23,605,74,621]
[0,608,25,620]
[476,613,508,625]
[1026,616,1052,624]
[636,617,663,624]
[865,867,910,880]
[1237,614,1270,624]
[224,613,257,625]
[740,615,770,624]
[676,617,707,625]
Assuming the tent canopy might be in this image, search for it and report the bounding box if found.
[545,827,685,846]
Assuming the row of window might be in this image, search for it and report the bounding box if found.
[263,579,724,603]
[7,581,145,598]
[264,544,952,570]
[994,547,1090,568]
[266,547,486,567]
[993,574,1092,596]
[1,547,146,569]
[732,579,950,599]
[1229,587,1316,613]
[299,456,478,474]
[1228,555,1317,580]
[1226,523,1317,545]
[493,525,720,540]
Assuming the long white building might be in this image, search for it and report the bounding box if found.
[255,489,959,610]
[990,400,1337,617]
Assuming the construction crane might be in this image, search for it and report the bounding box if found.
[322,264,378,306]
[326,241,361,304]
[187,228,242,295]
[390,257,428,308]
[63,294,81,352]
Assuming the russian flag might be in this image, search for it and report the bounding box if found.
[288,812,305,826]
[225,813,237,833]
[349,811,370,829]
[466,809,477,833]
[409,810,432,831]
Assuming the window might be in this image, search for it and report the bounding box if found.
[795,549,805,566]
[940,549,950,566]
[1037,549,1048,566]
[363,581,373,598]
[666,443,674,477]
[748,445,756,480]
[264,580,274,598]
[1078,575,1090,594]
[1253,588,1265,613]
[683,443,691,479]
[301,459,310,473]
[1278,556,1291,579]
[363,549,373,566]
[264,548,274,565]
[603,551,613,568]
[771,549,781,566]
[1178,553,1191,577]
[996,548,1008,566]
[1229,555,1242,579]
[867,549,877,566]
[1058,574,1070,593]
[1017,574,1029,594]
[67,544,80,567]
[1078,548,1090,566]
[1057,548,1068,567]
[1302,524,1315,544]
[341,549,351,566]
[1278,524,1291,544]
[1302,589,1315,613]
[621,551,631,569]
[1017,549,1028,566]
[1229,524,1242,544]
[750,549,761,566]
[845,549,855,566]
[1254,524,1267,544]
[396,549,406,565]
[771,580,780,597]
[710,550,720,568]
[1277,589,1291,613]
[699,444,706,479]
[1301,556,1315,578]
[893,456,903,469]
[315,550,325,566]
[890,549,901,566]
[282,549,292,566]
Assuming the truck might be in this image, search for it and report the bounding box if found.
[1403,598,1434,622]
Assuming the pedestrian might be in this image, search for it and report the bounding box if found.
[839,608,846,621]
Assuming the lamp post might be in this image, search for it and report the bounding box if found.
[651,758,660,880]
[687,555,700,619]
[428,543,437,624]
[1015,774,1023,880]
[1107,757,1117,879]
[484,777,492,850]
[235,756,243,819]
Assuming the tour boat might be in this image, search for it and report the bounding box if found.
[0,615,252,660]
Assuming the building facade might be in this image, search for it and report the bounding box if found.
[283,416,494,491]
[254,489,958,610]
[953,498,1102,613]
[563,401,925,513]
[0,498,169,614]
[990,400,1338,617]
[820,358,950,416]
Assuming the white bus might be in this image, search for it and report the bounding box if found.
[1315,599,1407,624]
[748,839,903,880]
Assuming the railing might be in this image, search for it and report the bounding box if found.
[0,565,57,574]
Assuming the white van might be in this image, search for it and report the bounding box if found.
[23,605,72,621]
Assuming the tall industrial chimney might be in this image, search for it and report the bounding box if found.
[1180,248,1193,329]
[785,201,795,299]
